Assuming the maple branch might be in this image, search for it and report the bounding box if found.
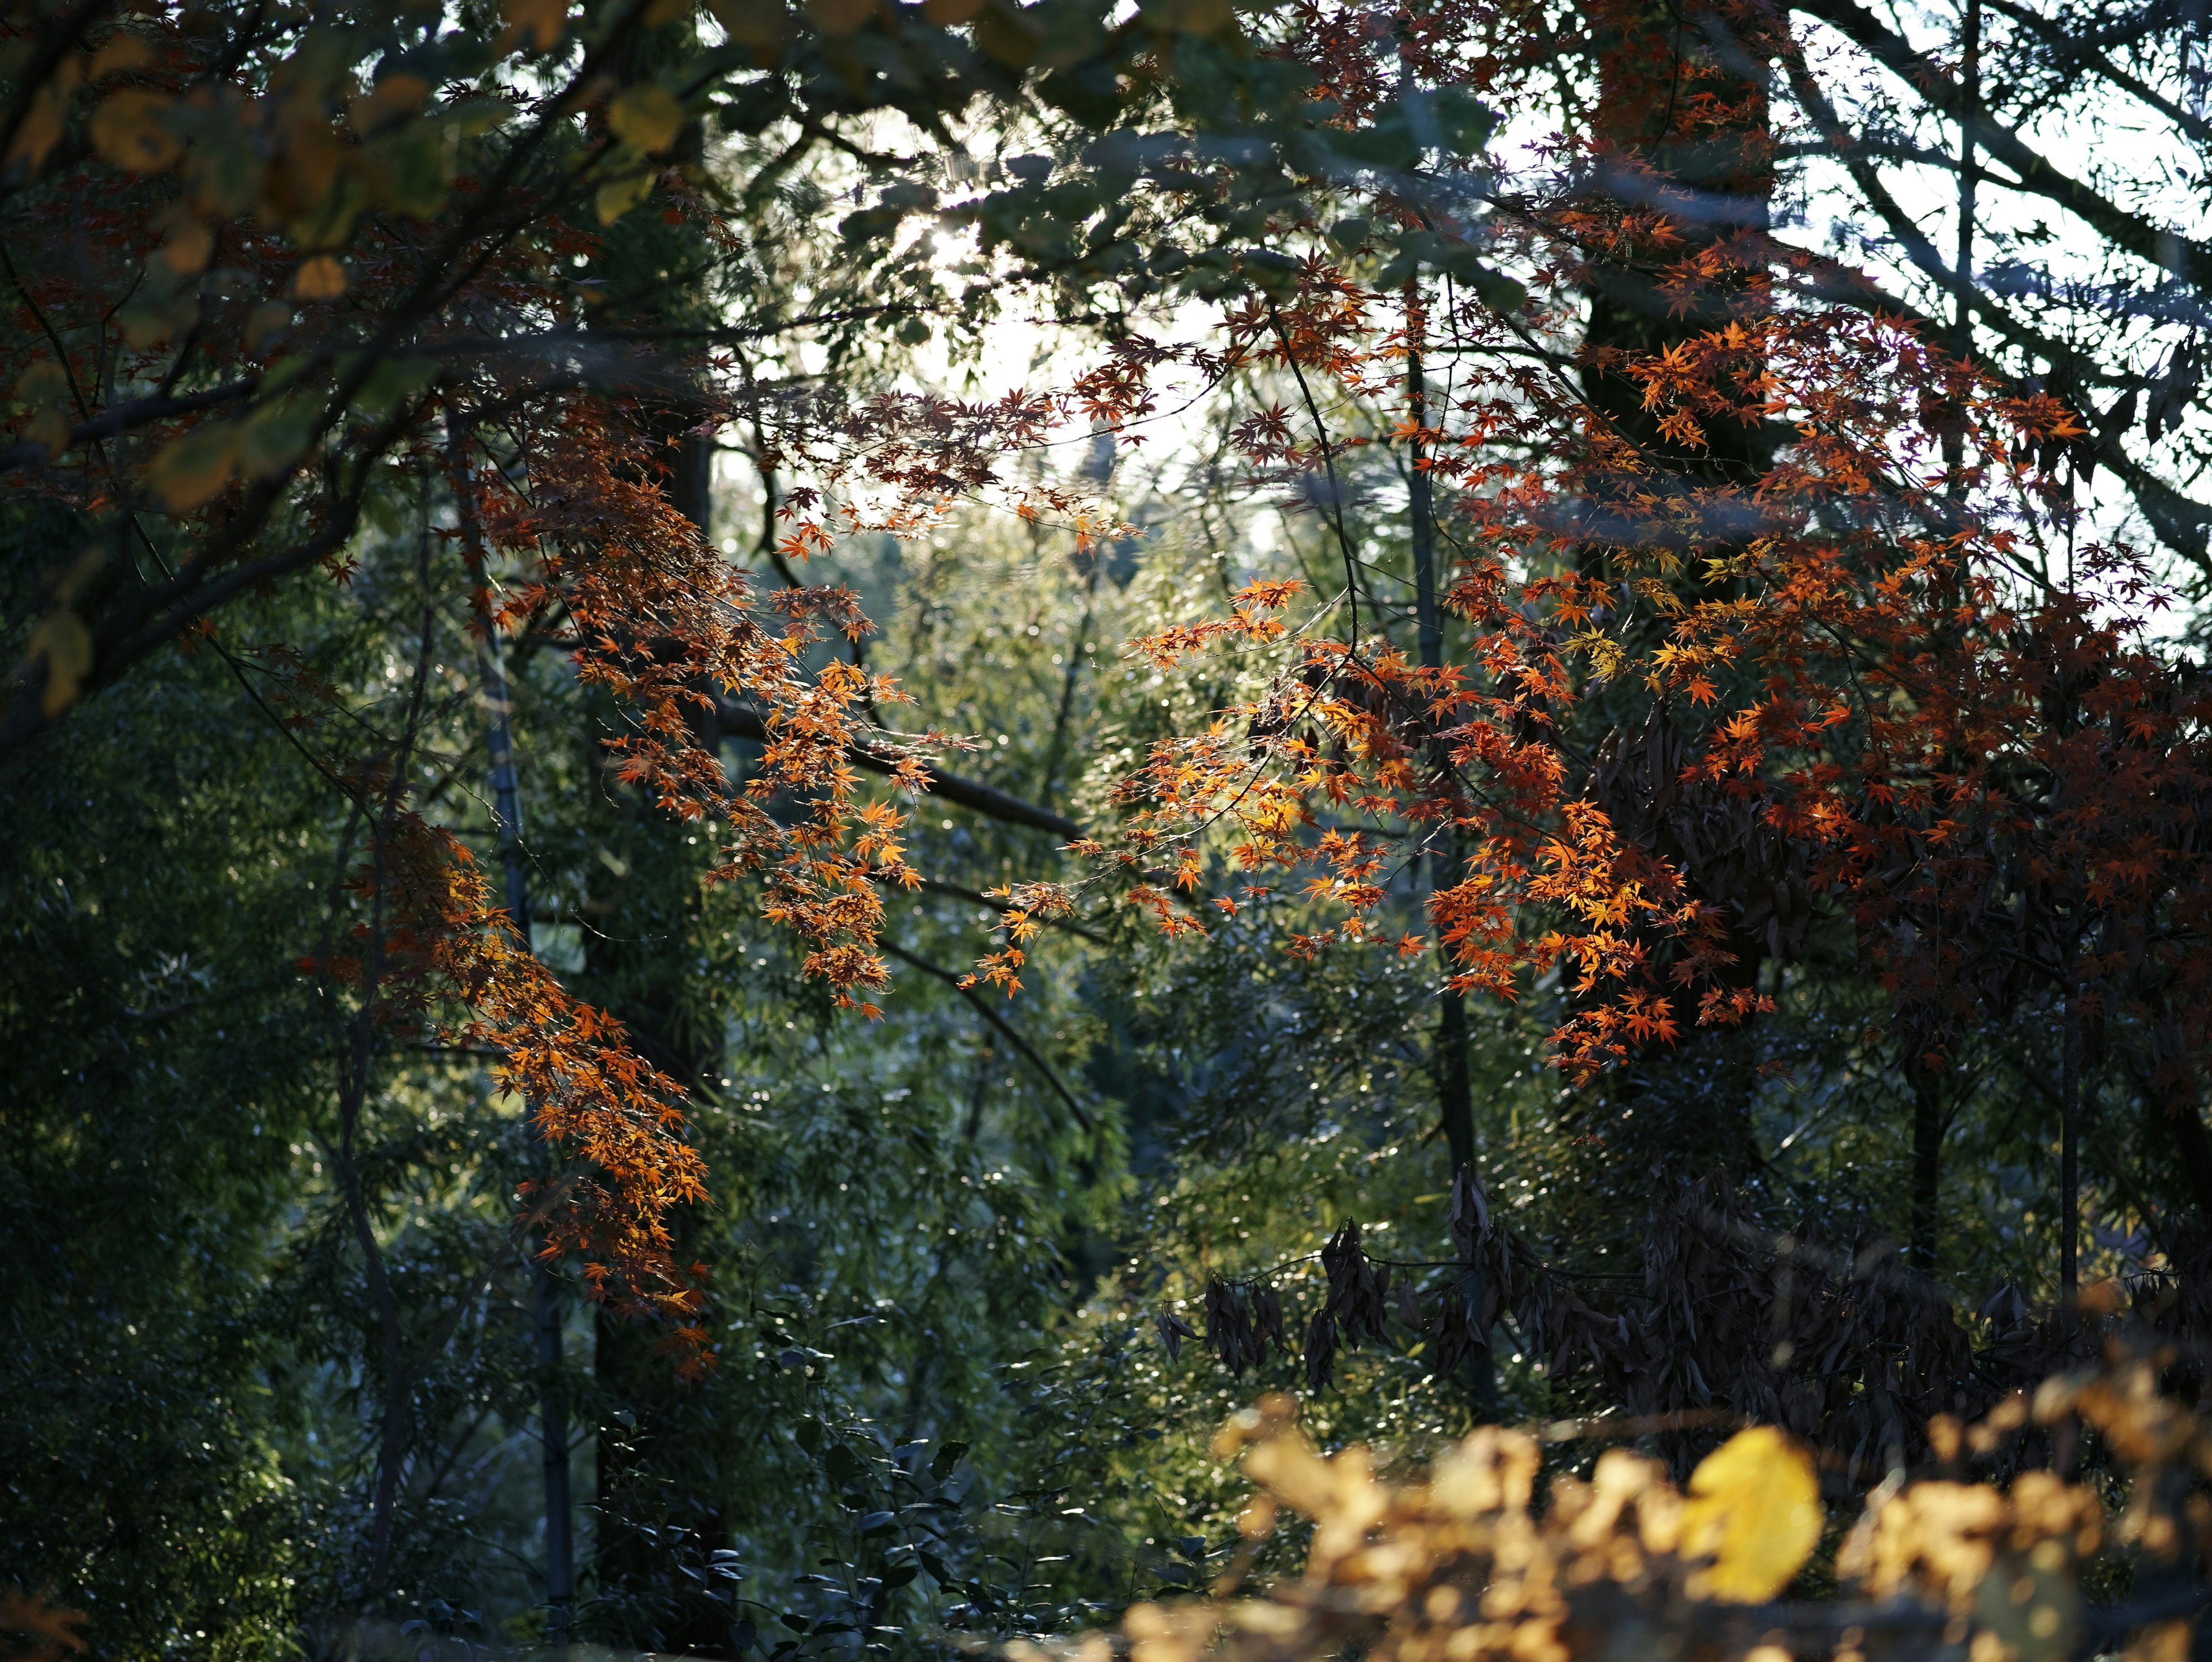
[1266,297,1363,660]
[877,938,1094,1133]
[915,875,1108,944]
[714,698,1083,840]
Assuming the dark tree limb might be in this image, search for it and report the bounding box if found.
[877,938,1094,1132]
[715,698,1082,840]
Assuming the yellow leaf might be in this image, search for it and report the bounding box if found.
[16,361,71,404]
[26,608,93,717]
[271,94,345,206]
[118,307,169,350]
[86,32,154,79]
[149,423,242,514]
[608,84,685,153]
[6,84,68,171]
[160,215,213,275]
[501,0,566,52]
[91,89,181,171]
[1679,1426,1823,1602]
[594,168,656,225]
[24,406,72,456]
[347,72,429,133]
[708,0,793,44]
[293,255,347,300]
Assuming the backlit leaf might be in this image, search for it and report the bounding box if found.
[26,609,93,717]
[149,423,243,513]
[502,0,567,51]
[595,166,656,225]
[608,84,686,154]
[1679,1426,1823,1602]
[91,90,181,171]
[293,256,347,300]
[86,31,154,80]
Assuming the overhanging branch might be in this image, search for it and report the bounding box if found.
[715,698,1083,840]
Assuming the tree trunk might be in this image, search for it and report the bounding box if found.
[1569,0,1783,1195]
[454,426,576,1645]
[1406,304,1474,1180]
[1909,1061,1942,1273]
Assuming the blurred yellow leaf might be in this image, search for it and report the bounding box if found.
[87,32,154,79]
[117,308,168,350]
[594,168,656,225]
[26,608,93,717]
[501,0,567,52]
[149,423,242,513]
[347,72,429,133]
[709,0,793,44]
[160,215,214,275]
[268,94,346,209]
[16,361,71,404]
[1679,1427,1822,1602]
[293,256,348,300]
[91,89,181,171]
[608,84,685,153]
[24,406,72,456]
[7,56,80,171]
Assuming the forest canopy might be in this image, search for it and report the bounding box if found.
[5,0,2212,1657]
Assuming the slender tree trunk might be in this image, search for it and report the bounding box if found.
[1408,292,1491,1406]
[1953,0,1980,359]
[588,361,732,1655]
[2061,976,2082,1308]
[1908,1062,1941,1273]
[351,543,440,1601]
[1406,297,1474,1179]
[453,428,576,1643]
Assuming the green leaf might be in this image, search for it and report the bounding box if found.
[149,422,242,514]
[1430,85,1497,154]
[929,1440,969,1481]
[354,357,439,419]
[839,207,903,244]
[1039,67,1121,125]
[240,388,324,479]
[365,115,453,219]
